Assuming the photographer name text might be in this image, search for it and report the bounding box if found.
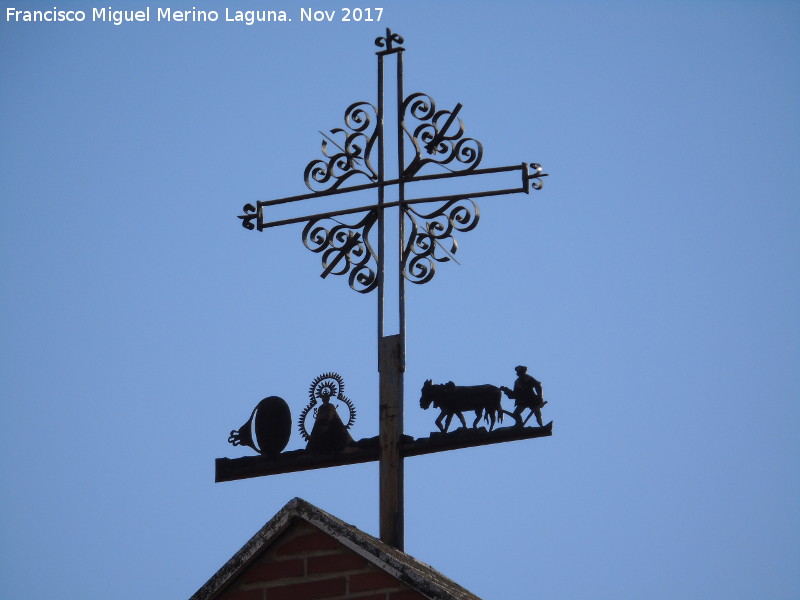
[5,6,384,26]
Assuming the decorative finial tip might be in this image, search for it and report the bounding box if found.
[375,28,404,53]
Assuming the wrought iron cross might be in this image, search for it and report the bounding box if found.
[228,29,546,550]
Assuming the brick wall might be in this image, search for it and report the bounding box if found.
[217,520,428,600]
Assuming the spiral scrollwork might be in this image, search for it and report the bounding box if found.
[527,162,547,190]
[402,199,481,285]
[302,210,379,293]
[402,92,483,178]
[304,101,378,193]
[375,28,404,53]
[238,203,258,230]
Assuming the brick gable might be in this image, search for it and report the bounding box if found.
[217,520,427,600]
[190,498,481,600]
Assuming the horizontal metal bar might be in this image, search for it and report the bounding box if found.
[254,163,527,209]
[260,204,382,229]
[404,421,552,458]
[259,185,525,229]
[215,422,552,482]
[257,164,531,229]
[404,185,525,208]
[216,443,381,481]
[255,180,380,208]
[405,162,525,184]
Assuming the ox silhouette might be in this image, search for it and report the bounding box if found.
[419,379,504,433]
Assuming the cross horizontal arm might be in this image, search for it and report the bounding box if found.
[215,422,552,482]
[239,162,546,230]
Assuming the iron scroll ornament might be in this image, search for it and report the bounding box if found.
[403,199,479,285]
[526,162,547,191]
[237,30,546,294]
[302,210,379,293]
[303,101,378,193]
[375,28,404,54]
[295,91,487,292]
[402,93,483,179]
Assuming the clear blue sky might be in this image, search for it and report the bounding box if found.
[1,1,798,598]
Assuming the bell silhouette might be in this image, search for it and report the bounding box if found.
[228,396,292,456]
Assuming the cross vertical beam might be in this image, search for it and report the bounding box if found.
[379,333,403,549]
[376,36,406,551]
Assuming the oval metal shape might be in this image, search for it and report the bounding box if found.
[253,396,292,456]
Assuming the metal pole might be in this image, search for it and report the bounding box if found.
[378,46,405,551]
[379,333,403,550]
[377,55,385,340]
[397,49,406,370]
